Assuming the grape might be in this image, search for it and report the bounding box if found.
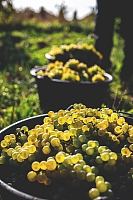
[20,149,29,159]
[86,146,94,155]
[83,165,92,173]
[70,154,79,164]
[78,134,86,143]
[60,168,68,178]
[73,163,82,172]
[86,172,95,182]
[0,140,8,148]
[88,188,100,199]
[51,137,60,147]
[28,154,36,162]
[31,161,40,171]
[76,169,86,180]
[55,152,65,163]
[96,181,108,193]
[101,152,110,161]
[42,145,51,154]
[1,103,133,200]
[27,171,37,182]
[40,160,47,170]
[95,176,105,183]
[46,158,57,171]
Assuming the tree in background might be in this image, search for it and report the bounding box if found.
[0,0,14,24]
[56,1,68,23]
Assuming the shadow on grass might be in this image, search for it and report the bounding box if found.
[0,32,32,71]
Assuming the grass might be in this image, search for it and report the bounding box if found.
[0,18,133,130]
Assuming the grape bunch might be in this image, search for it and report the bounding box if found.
[1,103,133,200]
[37,59,106,82]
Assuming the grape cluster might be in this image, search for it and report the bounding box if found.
[1,103,133,200]
[48,43,103,61]
[37,59,106,82]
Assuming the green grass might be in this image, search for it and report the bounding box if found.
[0,19,133,130]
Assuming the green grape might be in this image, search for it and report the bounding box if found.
[108,157,116,166]
[78,159,86,166]
[20,133,27,142]
[78,134,86,143]
[86,172,95,182]
[87,140,95,147]
[95,176,105,183]
[96,181,108,192]
[76,170,86,180]
[95,156,103,164]
[109,152,118,160]
[86,146,94,155]
[91,166,99,175]
[27,171,37,182]
[105,181,112,189]
[98,146,107,154]
[73,163,82,172]
[0,156,6,164]
[82,143,87,152]
[69,170,76,179]
[76,153,83,160]
[88,188,100,199]
[63,156,72,167]
[60,168,68,178]
[28,154,36,162]
[55,152,65,163]
[104,189,114,198]
[83,165,92,173]
[70,154,79,164]
[72,138,81,148]
[100,152,110,161]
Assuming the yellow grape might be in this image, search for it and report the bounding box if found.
[46,158,56,171]
[55,152,65,163]
[27,171,37,182]
[32,161,40,171]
